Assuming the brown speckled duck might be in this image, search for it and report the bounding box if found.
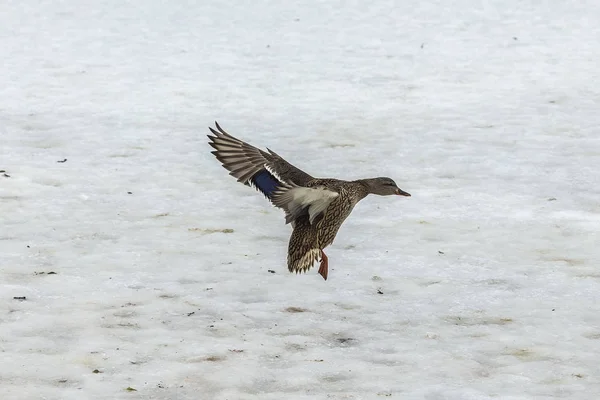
[208,122,411,280]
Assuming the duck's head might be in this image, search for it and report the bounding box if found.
[364,177,411,197]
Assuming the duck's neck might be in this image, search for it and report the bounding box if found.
[353,179,374,200]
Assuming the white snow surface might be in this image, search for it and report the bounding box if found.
[2,0,600,399]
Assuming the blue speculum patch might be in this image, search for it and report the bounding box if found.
[251,170,280,198]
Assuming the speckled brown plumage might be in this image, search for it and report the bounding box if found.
[207,122,411,280]
[285,180,368,275]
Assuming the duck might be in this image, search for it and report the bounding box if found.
[207,122,411,280]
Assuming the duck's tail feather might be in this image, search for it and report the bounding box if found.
[288,247,321,274]
[287,221,320,274]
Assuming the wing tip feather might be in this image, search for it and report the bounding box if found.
[215,121,228,135]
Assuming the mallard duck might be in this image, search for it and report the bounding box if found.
[207,122,410,280]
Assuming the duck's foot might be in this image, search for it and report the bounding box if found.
[318,250,328,281]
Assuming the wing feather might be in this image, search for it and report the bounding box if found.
[271,182,339,225]
[207,122,315,200]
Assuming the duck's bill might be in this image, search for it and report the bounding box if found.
[395,188,411,196]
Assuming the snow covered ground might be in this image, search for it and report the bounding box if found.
[2,0,600,398]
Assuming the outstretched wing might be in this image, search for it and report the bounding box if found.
[271,181,339,226]
[207,122,314,200]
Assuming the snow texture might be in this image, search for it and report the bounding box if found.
[1,0,600,399]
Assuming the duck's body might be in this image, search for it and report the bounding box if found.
[283,179,370,280]
[207,122,410,280]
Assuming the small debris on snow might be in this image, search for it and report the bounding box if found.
[188,228,234,234]
[285,306,307,313]
[335,338,356,347]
